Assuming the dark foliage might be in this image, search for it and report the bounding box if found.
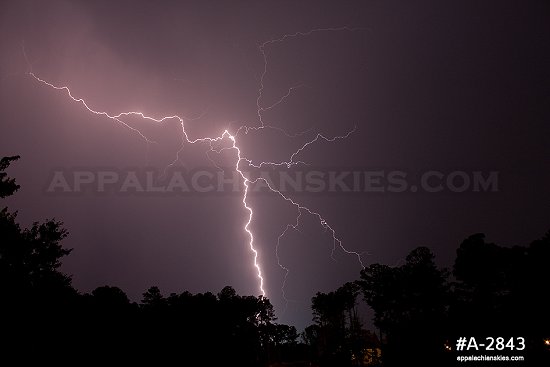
[0,156,302,365]
[2,156,549,366]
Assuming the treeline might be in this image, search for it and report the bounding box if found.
[302,234,550,366]
[1,156,303,365]
[2,156,549,366]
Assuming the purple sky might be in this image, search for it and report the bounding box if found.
[1,0,549,330]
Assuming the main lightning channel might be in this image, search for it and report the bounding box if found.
[26,25,368,302]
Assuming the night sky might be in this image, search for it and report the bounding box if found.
[1,0,549,331]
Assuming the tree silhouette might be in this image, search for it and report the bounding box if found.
[0,156,78,363]
[309,282,366,366]
[0,156,75,306]
[3,155,548,365]
[0,155,20,198]
[92,285,131,306]
[358,247,449,366]
[141,285,166,308]
[451,232,550,342]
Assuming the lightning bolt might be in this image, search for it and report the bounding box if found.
[24,26,367,302]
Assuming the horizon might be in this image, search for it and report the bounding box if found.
[1,0,549,337]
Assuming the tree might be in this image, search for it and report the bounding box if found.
[0,156,79,363]
[358,247,449,366]
[357,263,395,340]
[310,282,364,366]
[269,323,300,363]
[91,285,131,308]
[0,155,74,305]
[0,155,20,198]
[141,286,166,308]
[273,323,298,346]
[451,232,550,335]
[523,230,550,334]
